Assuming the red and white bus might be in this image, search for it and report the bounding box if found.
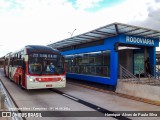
[4,45,66,89]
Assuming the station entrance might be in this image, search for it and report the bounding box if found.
[116,45,160,102]
[118,44,149,78]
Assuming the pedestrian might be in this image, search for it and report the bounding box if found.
[145,57,151,75]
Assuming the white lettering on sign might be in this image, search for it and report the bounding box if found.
[126,36,154,45]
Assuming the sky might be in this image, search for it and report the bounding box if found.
[0,0,160,57]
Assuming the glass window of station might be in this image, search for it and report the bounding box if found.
[64,50,110,77]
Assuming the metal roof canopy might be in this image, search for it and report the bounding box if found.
[49,22,160,49]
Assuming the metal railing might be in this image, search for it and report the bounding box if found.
[66,65,110,77]
[119,64,160,86]
[0,79,23,120]
[150,65,160,80]
[119,64,139,80]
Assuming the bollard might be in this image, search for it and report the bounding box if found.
[1,93,5,109]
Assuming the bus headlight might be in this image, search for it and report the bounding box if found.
[29,78,35,82]
[61,77,66,81]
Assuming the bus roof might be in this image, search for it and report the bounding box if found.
[25,45,60,54]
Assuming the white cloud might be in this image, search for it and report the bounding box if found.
[0,0,12,8]
[0,0,160,57]
[75,0,102,9]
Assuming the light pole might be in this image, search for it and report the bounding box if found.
[68,29,76,37]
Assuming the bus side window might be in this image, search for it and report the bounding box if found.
[10,58,12,66]
[18,59,22,67]
[22,59,25,70]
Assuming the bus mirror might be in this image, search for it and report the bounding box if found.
[24,55,28,62]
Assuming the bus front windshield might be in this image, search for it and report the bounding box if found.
[28,53,65,75]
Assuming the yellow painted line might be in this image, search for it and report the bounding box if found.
[68,81,160,106]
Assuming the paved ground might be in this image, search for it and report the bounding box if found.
[0,68,160,120]
[0,69,113,120]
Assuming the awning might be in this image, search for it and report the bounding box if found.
[48,22,160,49]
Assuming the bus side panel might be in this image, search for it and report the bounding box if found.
[17,67,26,88]
[5,66,9,77]
[24,62,29,89]
[21,67,26,88]
[10,66,16,81]
[3,63,6,75]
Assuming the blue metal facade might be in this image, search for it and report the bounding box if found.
[62,34,159,86]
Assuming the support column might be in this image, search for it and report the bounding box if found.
[149,47,156,66]
[148,47,156,77]
[110,50,118,86]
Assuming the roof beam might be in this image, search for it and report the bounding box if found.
[78,36,96,39]
[119,28,140,34]
[144,32,160,36]
[71,38,94,42]
[147,34,160,38]
[115,24,119,34]
[91,31,115,36]
[61,38,85,42]
[53,41,81,45]
[83,34,102,39]
[128,30,151,36]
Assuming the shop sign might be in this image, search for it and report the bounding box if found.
[126,36,154,45]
